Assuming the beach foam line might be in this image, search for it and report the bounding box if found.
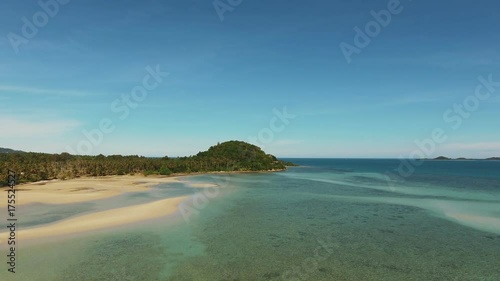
[0,195,189,243]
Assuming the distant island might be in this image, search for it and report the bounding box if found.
[0,141,295,186]
[430,156,500,161]
[434,156,451,160]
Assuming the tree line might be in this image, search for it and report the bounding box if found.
[0,141,294,186]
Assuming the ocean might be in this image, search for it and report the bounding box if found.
[5,159,500,280]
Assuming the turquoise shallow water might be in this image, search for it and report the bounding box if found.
[2,159,500,280]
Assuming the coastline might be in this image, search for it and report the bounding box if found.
[0,174,181,207]
[0,195,189,243]
[0,174,199,243]
[0,170,284,242]
[0,168,286,191]
[168,168,287,177]
[0,169,286,206]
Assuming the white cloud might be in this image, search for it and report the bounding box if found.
[0,116,81,138]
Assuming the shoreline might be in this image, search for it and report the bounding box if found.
[0,174,182,207]
[0,171,284,242]
[168,168,286,177]
[0,195,190,243]
[0,174,204,242]
[0,168,286,192]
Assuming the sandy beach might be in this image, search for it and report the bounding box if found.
[0,195,188,243]
[0,175,180,207]
[0,175,192,242]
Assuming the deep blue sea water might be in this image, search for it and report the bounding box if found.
[4,159,500,280]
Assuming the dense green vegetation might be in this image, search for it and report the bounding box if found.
[195,141,288,171]
[0,141,292,186]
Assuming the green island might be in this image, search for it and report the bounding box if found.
[0,140,295,186]
[434,156,451,160]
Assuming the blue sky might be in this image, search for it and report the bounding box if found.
[0,0,499,158]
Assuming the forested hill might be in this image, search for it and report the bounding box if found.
[196,141,284,171]
[0,141,293,185]
[0,147,25,154]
